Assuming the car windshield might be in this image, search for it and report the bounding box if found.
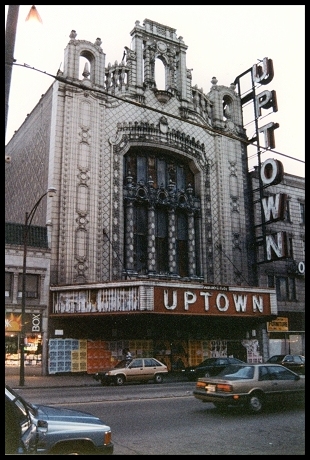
[5,385,37,417]
[217,364,254,380]
[268,355,285,363]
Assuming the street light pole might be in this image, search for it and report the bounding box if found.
[5,5,19,140]
[5,5,42,153]
[19,187,56,386]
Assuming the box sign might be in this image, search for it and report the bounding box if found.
[267,317,289,332]
[5,313,42,333]
[154,286,275,317]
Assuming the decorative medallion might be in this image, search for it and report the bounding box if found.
[157,41,167,53]
[159,116,169,134]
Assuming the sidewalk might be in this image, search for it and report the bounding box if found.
[5,365,101,389]
[5,365,187,389]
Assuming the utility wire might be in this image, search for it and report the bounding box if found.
[7,61,305,167]
[102,228,131,280]
[215,244,250,285]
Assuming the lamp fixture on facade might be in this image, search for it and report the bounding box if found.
[25,5,43,24]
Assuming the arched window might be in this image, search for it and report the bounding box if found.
[155,58,166,90]
[223,95,233,121]
[123,148,201,278]
[79,56,90,80]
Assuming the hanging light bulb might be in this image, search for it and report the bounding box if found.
[25,5,43,24]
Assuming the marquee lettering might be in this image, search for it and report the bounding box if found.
[266,231,288,260]
[184,291,197,310]
[237,57,279,150]
[252,57,274,85]
[260,158,284,186]
[298,261,305,275]
[160,289,267,314]
[259,122,279,149]
[163,289,177,309]
[262,193,287,222]
[255,89,278,117]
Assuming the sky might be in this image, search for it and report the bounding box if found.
[5,5,305,177]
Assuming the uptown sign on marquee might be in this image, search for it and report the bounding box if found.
[154,286,276,317]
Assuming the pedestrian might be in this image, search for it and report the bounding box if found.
[123,348,132,363]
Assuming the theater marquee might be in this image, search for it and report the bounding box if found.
[154,286,277,317]
[51,282,277,317]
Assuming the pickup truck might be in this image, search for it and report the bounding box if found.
[5,383,114,455]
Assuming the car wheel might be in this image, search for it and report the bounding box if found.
[154,374,164,384]
[247,392,264,414]
[115,375,125,386]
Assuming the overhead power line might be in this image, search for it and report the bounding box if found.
[7,61,305,167]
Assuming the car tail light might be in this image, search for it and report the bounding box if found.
[104,430,112,445]
[216,383,233,393]
[196,381,207,388]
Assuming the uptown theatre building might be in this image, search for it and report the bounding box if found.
[6,19,300,374]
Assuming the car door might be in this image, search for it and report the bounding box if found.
[259,365,302,404]
[5,388,38,454]
[144,358,161,380]
[126,358,144,382]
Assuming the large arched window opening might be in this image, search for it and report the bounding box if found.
[123,148,202,279]
[155,58,166,90]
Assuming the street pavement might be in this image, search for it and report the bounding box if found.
[5,365,187,389]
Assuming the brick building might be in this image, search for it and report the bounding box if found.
[5,223,51,371]
[250,167,305,356]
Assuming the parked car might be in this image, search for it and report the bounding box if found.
[266,354,305,374]
[94,357,168,386]
[193,363,305,414]
[182,357,245,381]
[5,384,114,455]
